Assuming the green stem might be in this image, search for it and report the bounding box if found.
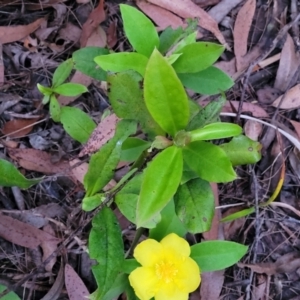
[125,227,145,258]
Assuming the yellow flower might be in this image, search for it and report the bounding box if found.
[129,233,201,300]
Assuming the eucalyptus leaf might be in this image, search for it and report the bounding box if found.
[159,26,184,54]
[190,241,248,272]
[89,207,124,298]
[95,52,148,77]
[84,120,137,196]
[120,4,159,57]
[189,122,242,141]
[187,95,226,131]
[0,159,40,188]
[172,42,224,73]
[144,49,189,137]
[220,135,262,166]
[53,83,88,96]
[149,199,187,241]
[178,66,234,95]
[108,70,163,136]
[52,58,74,88]
[49,95,61,122]
[183,141,236,183]
[60,106,96,144]
[136,146,183,228]
[174,178,214,233]
[73,47,109,81]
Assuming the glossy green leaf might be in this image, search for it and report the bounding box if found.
[136,146,183,228]
[178,66,234,95]
[220,135,262,166]
[189,122,242,142]
[82,193,106,211]
[42,94,50,105]
[149,199,187,240]
[165,53,182,65]
[190,241,248,272]
[121,137,151,162]
[108,70,163,136]
[60,106,96,144]
[144,49,189,136]
[53,83,88,96]
[221,207,255,222]
[121,259,141,274]
[101,273,128,300]
[49,95,61,122]
[183,141,236,183]
[187,95,225,130]
[174,178,214,233]
[52,58,74,88]
[95,52,148,77]
[120,4,159,57]
[89,207,124,298]
[172,42,224,73]
[37,83,52,96]
[159,26,184,54]
[173,31,197,54]
[181,170,198,184]
[0,159,40,188]
[84,120,137,196]
[73,47,109,81]
[0,284,21,300]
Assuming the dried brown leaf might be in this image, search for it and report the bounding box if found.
[0,18,44,44]
[244,120,263,141]
[79,114,120,157]
[41,224,58,272]
[136,0,185,30]
[65,264,90,300]
[2,118,40,138]
[238,252,300,275]
[272,84,300,109]
[233,0,256,71]
[69,158,89,184]
[145,0,227,47]
[0,213,60,249]
[80,0,106,47]
[274,34,300,91]
[290,120,300,138]
[208,0,244,23]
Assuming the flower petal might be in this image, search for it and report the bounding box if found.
[134,238,163,266]
[160,233,190,257]
[174,257,201,293]
[155,282,188,300]
[129,267,159,300]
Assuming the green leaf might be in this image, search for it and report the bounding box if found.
[0,159,40,188]
[42,94,50,105]
[159,26,184,54]
[189,122,242,142]
[95,53,148,77]
[173,31,197,54]
[53,83,88,96]
[174,178,214,233]
[49,95,61,122]
[52,58,74,88]
[82,193,106,211]
[178,66,234,95]
[136,146,183,228]
[60,106,96,144]
[101,273,128,300]
[190,241,248,272]
[0,285,21,300]
[120,4,159,57]
[181,169,198,184]
[187,95,226,130]
[165,53,182,65]
[220,135,262,166]
[108,70,163,136]
[172,42,224,73]
[221,207,255,222]
[84,120,137,196]
[144,49,189,136]
[73,47,109,81]
[121,137,151,162]
[37,83,52,96]
[149,199,187,240]
[183,141,236,183]
[89,207,124,298]
[121,259,141,274]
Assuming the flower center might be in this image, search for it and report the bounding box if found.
[155,260,178,283]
